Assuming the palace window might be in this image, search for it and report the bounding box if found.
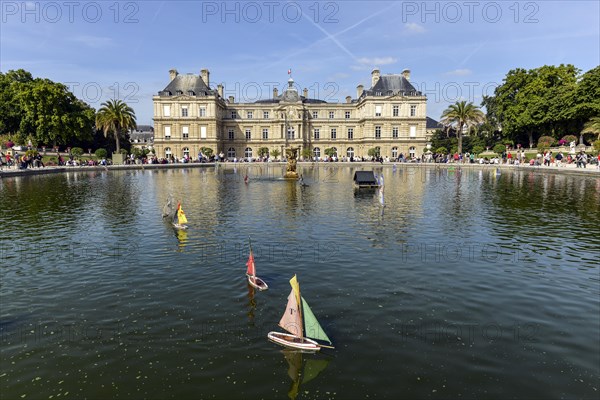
[329,111,334,119]
[231,110,237,119]
[312,111,318,119]
[245,129,251,140]
[164,147,172,157]
[314,128,320,140]
[393,105,399,117]
[410,126,417,138]
[287,127,295,140]
[183,147,190,157]
[410,105,417,117]
[263,111,269,119]
[330,128,337,139]
[227,147,236,159]
[346,147,354,158]
[200,126,207,139]
[313,147,321,158]
[199,107,206,117]
[392,147,398,159]
[375,126,381,139]
[409,146,416,158]
[245,147,253,158]
[228,128,234,140]
[164,126,171,140]
[345,111,350,119]
[163,105,171,117]
[375,105,382,117]
[392,127,399,138]
[181,105,188,117]
[182,126,189,139]
[347,128,353,139]
[247,111,253,119]
[262,128,268,139]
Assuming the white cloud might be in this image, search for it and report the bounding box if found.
[404,23,426,34]
[70,36,113,48]
[445,69,473,76]
[356,57,397,66]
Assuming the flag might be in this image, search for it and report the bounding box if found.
[288,69,292,75]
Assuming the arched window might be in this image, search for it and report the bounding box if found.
[346,147,354,158]
[244,147,253,158]
[392,147,398,159]
[331,147,338,157]
[165,147,172,157]
[227,147,236,159]
[409,146,416,158]
[182,147,190,156]
[313,147,321,159]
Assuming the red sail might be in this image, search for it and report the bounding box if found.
[246,249,256,277]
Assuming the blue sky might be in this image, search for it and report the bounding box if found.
[1,0,599,124]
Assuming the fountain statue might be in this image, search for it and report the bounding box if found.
[284,147,299,179]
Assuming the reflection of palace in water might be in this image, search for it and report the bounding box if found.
[153,68,431,161]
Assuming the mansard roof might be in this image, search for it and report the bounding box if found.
[159,74,216,97]
[363,74,421,96]
[426,117,443,130]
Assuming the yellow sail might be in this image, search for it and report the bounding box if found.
[176,203,188,224]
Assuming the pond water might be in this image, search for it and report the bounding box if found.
[1,165,599,399]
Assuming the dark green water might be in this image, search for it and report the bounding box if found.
[1,165,599,399]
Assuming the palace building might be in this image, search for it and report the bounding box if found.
[152,68,430,160]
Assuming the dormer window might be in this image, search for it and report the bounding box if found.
[176,90,183,95]
[187,90,195,96]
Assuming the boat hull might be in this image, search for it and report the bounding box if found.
[172,223,188,230]
[247,275,268,291]
[268,331,321,351]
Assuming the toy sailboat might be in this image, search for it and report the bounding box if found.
[172,202,188,230]
[246,238,268,291]
[268,275,333,351]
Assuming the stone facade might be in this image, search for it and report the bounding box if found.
[152,68,430,160]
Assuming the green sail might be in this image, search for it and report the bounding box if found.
[301,297,332,344]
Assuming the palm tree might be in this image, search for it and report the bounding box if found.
[582,117,600,141]
[95,99,137,153]
[440,101,485,154]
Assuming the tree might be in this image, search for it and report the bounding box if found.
[95,99,137,153]
[257,147,269,157]
[440,101,485,154]
[70,147,84,157]
[493,144,506,155]
[270,149,281,159]
[95,148,108,159]
[200,146,214,157]
[572,66,600,142]
[301,147,312,160]
[582,117,600,141]
[324,147,338,157]
[367,147,380,157]
[0,70,95,146]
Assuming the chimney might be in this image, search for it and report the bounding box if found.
[357,84,364,98]
[273,87,279,98]
[346,96,352,104]
[371,68,380,87]
[303,88,308,98]
[217,84,223,97]
[402,69,411,81]
[201,69,210,87]
[228,95,235,103]
[169,69,178,81]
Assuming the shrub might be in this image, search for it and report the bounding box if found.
[435,146,447,154]
[201,147,214,157]
[593,140,600,153]
[493,144,506,154]
[537,136,555,148]
[120,149,129,155]
[95,148,108,159]
[70,147,84,156]
[561,135,577,144]
[472,145,484,155]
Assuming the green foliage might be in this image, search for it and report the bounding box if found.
[561,135,578,143]
[324,147,338,157]
[201,146,214,157]
[301,147,312,159]
[493,144,506,154]
[435,146,448,154]
[270,149,281,159]
[257,147,269,157]
[96,99,137,153]
[472,145,484,155]
[593,140,600,153]
[70,147,84,156]
[439,100,485,154]
[367,147,380,157]
[95,148,107,159]
[25,149,38,157]
[120,148,129,155]
[537,136,555,147]
[0,69,95,146]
